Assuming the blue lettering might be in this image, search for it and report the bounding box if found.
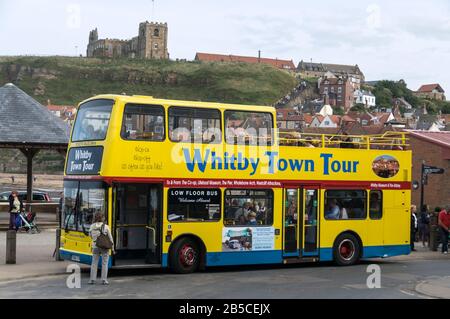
[229,154,237,170]
[249,158,260,176]
[237,153,249,171]
[305,160,314,172]
[331,161,341,173]
[211,152,222,170]
[321,153,333,175]
[342,161,352,173]
[183,148,210,173]
[278,159,288,171]
[288,159,303,171]
[265,151,279,174]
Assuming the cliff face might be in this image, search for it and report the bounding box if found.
[0,56,297,106]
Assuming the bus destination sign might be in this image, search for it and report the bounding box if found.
[66,146,103,175]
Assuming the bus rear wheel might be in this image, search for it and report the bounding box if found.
[170,238,200,274]
[333,233,361,266]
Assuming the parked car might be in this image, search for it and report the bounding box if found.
[0,190,51,202]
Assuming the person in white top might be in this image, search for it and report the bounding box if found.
[88,213,114,285]
[9,191,23,231]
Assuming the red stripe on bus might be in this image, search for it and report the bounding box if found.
[64,176,411,190]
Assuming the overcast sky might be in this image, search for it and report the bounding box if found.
[1,0,449,94]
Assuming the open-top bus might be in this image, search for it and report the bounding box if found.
[59,94,412,273]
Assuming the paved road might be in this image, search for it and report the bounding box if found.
[0,256,449,299]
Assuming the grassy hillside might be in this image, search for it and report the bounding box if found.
[0,56,297,106]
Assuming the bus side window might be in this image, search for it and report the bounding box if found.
[369,190,383,220]
[121,104,165,141]
[324,190,367,220]
[167,188,221,222]
[224,111,273,146]
[168,107,222,144]
[224,189,274,226]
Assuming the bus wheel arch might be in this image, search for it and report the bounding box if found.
[332,231,363,266]
[168,234,206,274]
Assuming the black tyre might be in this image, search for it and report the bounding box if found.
[169,237,200,274]
[333,233,361,266]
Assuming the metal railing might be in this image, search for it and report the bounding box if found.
[0,202,59,214]
[278,131,410,150]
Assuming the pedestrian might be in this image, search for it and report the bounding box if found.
[8,190,23,231]
[410,205,418,251]
[88,212,114,285]
[418,205,430,248]
[438,206,450,255]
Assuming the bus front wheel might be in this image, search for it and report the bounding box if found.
[333,233,361,266]
[169,237,200,274]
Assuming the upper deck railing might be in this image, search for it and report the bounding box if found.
[278,131,410,150]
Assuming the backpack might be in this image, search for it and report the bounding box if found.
[95,223,113,250]
[420,212,430,225]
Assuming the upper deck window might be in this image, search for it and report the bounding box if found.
[225,111,273,145]
[168,107,221,144]
[72,99,113,142]
[121,104,165,141]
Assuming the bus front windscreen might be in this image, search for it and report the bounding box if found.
[71,99,114,142]
[62,181,107,234]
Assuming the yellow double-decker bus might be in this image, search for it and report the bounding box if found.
[59,94,412,273]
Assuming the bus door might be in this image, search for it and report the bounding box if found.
[113,183,162,266]
[283,188,300,257]
[283,187,320,258]
[301,188,319,257]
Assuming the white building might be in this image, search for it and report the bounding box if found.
[310,115,340,128]
[354,90,376,108]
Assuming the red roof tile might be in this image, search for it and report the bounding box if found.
[417,84,445,93]
[276,109,306,121]
[408,130,450,149]
[303,127,340,134]
[303,114,313,124]
[342,115,357,122]
[195,52,296,70]
[330,115,342,125]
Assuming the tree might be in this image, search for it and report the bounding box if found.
[422,100,438,115]
[350,103,366,112]
[373,87,393,108]
[436,100,450,114]
[372,79,424,110]
[333,107,344,115]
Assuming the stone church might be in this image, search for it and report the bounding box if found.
[86,21,169,59]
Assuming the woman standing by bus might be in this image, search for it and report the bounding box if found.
[88,213,114,285]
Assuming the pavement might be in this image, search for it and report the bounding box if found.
[0,229,73,282]
[0,230,449,298]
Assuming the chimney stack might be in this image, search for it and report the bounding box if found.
[258,50,261,63]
